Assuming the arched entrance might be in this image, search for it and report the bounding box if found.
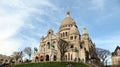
[35,56,39,62]
[71,54,72,60]
[53,55,57,61]
[85,51,89,62]
[65,55,67,61]
[40,56,44,61]
[68,53,70,60]
[46,55,49,61]
[36,56,38,60]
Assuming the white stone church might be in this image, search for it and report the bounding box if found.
[32,11,98,63]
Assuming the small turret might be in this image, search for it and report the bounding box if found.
[82,26,89,40]
[82,27,88,35]
[48,29,53,35]
[41,36,44,41]
[47,29,53,36]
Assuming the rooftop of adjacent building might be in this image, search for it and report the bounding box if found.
[112,46,120,56]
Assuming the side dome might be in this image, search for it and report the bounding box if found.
[69,25,79,35]
[60,11,76,28]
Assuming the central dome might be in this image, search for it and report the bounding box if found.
[60,11,76,28]
[61,17,75,26]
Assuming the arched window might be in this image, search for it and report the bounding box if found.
[69,25,70,27]
[61,34,62,37]
[47,42,50,49]
[65,32,67,36]
[65,55,67,61]
[66,25,67,27]
[63,32,65,37]
[70,36,73,40]
[80,44,83,49]
[49,32,51,34]
[71,54,72,60]
[70,45,74,48]
[75,36,77,39]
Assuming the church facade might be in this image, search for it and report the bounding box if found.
[32,11,98,63]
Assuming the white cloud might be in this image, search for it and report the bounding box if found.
[0,0,59,56]
[0,15,23,40]
[0,40,21,56]
[0,14,23,56]
[0,0,25,56]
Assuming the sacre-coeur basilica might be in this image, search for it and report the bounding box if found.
[32,11,99,63]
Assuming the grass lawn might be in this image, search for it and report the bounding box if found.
[9,62,90,67]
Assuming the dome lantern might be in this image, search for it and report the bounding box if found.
[66,10,70,17]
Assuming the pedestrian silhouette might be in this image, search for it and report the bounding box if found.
[69,64,73,67]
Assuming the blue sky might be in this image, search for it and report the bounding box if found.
[0,0,120,57]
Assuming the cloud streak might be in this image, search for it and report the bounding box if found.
[0,0,60,56]
[0,0,120,57]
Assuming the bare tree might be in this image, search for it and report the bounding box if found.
[12,51,23,63]
[96,48,111,66]
[24,47,32,60]
[57,39,69,61]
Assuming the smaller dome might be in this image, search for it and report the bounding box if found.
[69,25,79,35]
